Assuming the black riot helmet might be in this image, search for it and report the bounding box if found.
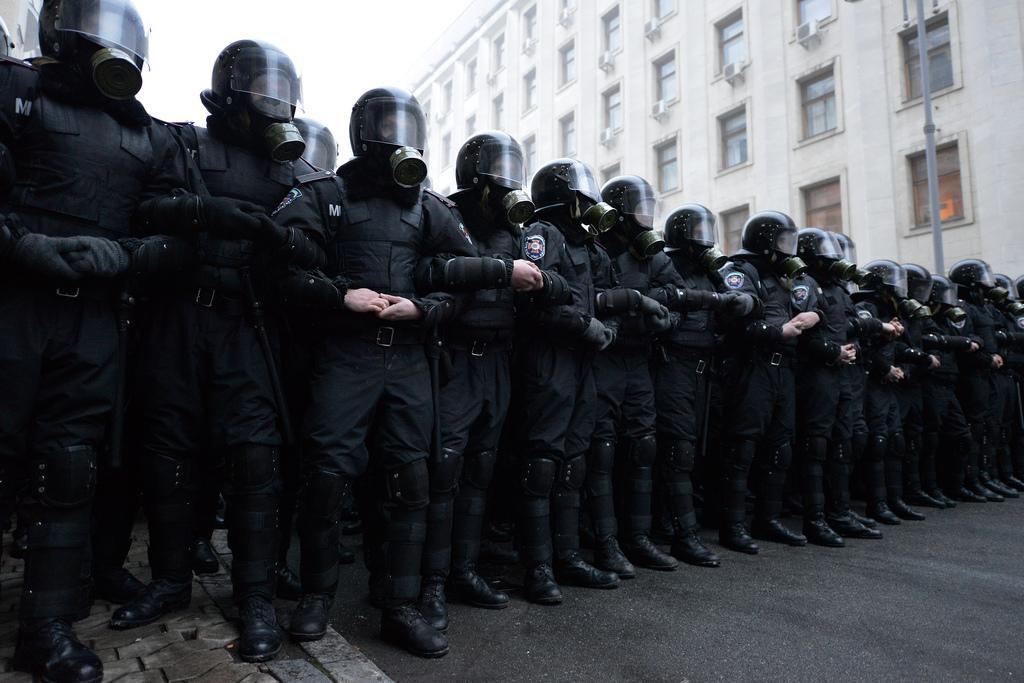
[40,0,149,100]
[293,117,338,172]
[827,231,871,286]
[948,258,997,302]
[600,176,664,259]
[929,274,968,323]
[738,210,806,278]
[455,131,534,224]
[531,158,618,236]
[797,227,857,281]
[993,274,1024,315]
[201,40,305,162]
[864,259,909,299]
[350,87,428,188]
[663,203,727,271]
[1015,275,1024,301]
[903,263,933,303]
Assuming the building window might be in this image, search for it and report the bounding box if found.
[654,0,674,19]
[441,79,453,114]
[441,132,452,169]
[910,144,964,226]
[560,40,577,86]
[803,178,843,231]
[719,107,748,169]
[797,0,831,25]
[560,113,576,157]
[561,0,576,10]
[493,33,505,71]
[601,163,622,184]
[801,70,837,138]
[523,69,537,111]
[718,11,746,71]
[903,15,954,100]
[493,93,504,129]
[523,135,537,180]
[603,6,621,53]
[603,85,622,131]
[466,114,476,137]
[721,205,750,254]
[465,58,477,95]
[523,5,537,42]
[654,51,678,103]
[655,138,679,193]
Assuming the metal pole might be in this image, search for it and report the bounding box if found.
[915,0,945,272]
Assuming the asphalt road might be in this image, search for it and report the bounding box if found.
[320,501,1024,682]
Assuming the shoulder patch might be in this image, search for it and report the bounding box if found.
[525,234,546,261]
[951,318,966,330]
[857,310,873,320]
[1016,316,1024,330]
[791,284,810,304]
[458,222,473,245]
[724,272,745,290]
[271,187,302,217]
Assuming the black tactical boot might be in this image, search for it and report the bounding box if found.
[752,519,807,546]
[954,486,987,503]
[449,570,509,609]
[238,596,283,663]
[417,575,448,632]
[592,536,636,579]
[275,566,302,601]
[888,499,925,521]
[288,593,332,642]
[192,537,220,575]
[803,515,845,547]
[981,473,1018,498]
[1005,475,1024,492]
[555,551,619,589]
[904,489,946,509]
[523,564,562,605]
[866,502,901,525]
[826,514,883,539]
[109,578,191,629]
[670,531,721,567]
[338,539,356,565]
[967,480,1003,502]
[92,567,147,605]
[850,510,879,529]
[719,523,759,555]
[622,535,678,571]
[928,489,956,508]
[380,604,449,659]
[13,619,102,683]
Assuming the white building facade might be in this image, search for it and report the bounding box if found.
[411,0,1024,275]
[0,0,40,58]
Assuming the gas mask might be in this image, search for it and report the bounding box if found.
[262,121,305,162]
[89,47,142,100]
[698,244,728,273]
[390,146,428,188]
[483,185,535,225]
[576,195,618,236]
[987,286,1010,303]
[944,306,968,324]
[828,258,860,282]
[897,298,929,319]
[775,253,808,279]
[1006,301,1024,317]
[628,230,665,260]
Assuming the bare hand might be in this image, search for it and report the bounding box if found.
[881,322,898,340]
[791,312,820,331]
[890,318,905,336]
[886,366,905,383]
[781,322,803,340]
[968,342,980,353]
[839,344,857,365]
[377,294,422,321]
[511,259,543,292]
[345,288,389,314]
[992,354,1005,369]
[929,355,941,370]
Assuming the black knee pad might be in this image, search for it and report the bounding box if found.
[521,457,557,498]
[30,446,97,509]
[664,440,696,473]
[557,454,586,492]
[225,445,280,496]
[889,432,906,459]
[462,450,496,490]
[767,443,793,471]
[864,435,888,462]
[385,460,430,511]
[804,437,828,463]
[301,468,347,519]
[143,450,192,500]
[628,435,657,468]
[429,447,463,495]
[588,440,615,472]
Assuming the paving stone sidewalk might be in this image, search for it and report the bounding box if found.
[0,526,391,683]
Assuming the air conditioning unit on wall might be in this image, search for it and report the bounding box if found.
[796,19,823,48]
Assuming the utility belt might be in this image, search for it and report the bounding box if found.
[348,323,427,348]
[445,328,513,356]
[178,286,249,317]
[1,274,117,302]
[743,347,796,369]
[659,344,713,374]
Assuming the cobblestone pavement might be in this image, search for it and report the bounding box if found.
[0,526,390,683]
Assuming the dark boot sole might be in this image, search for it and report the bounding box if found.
[675,555,721,567]
[719,539,759,555]
[11,655,103,683]
[806,537,845,548]
[288,628,327,643]
[192,563,220,575]
[525,593,563,605]
[239,641,283,663]
[594,564,636,579]
[629,561,678,572]
[752,532,807,547]
[109,595,191,630]
[380,632,450,659]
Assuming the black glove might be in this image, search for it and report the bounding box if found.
[252,213,289,246]
[723,291,755,317]
[638,295,664,316]
[582,317,616,350]
[201,197,266,239]
[12,232,84,280]
[0,213,25,261]
[62,236,130,278]
[645,304,672,333]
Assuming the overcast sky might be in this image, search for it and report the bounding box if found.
[133,0,473,159]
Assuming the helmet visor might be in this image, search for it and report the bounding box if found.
[301,126,338,171]
[834,234,857,264]
[229,46,303,118]
[56,0,149,65]
[477,139,525,190]
[908,276,933,303]
[565,164,602,205]
[882,267,909,299]
[360,97,427,151]
[620,183,658,230]
[775,228,798,256]
[931,278,958,307]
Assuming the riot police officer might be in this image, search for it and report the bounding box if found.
[0,1,203,679]
[111,40,323,663]
[717,211,822,553]
[986,274,1024,493]
[273,87,477,658]
[412,131,564,630]
[653,204,751,566]
[514,158,622,603]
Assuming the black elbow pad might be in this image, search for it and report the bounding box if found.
[279,270,345,309]
[442,256,510,290]
[0,141,14,194]
[136,190,202,235]
[540,270,572,305]
[597,288,642,314]
[122,236,196,275]
[275,227,324,270]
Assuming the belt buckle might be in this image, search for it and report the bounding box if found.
[376,326,395,347]
[695,360,706,375]
[471,340,487,357]
[770,353,783,366]
[55,286,80,299]
[195,288,216,308]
